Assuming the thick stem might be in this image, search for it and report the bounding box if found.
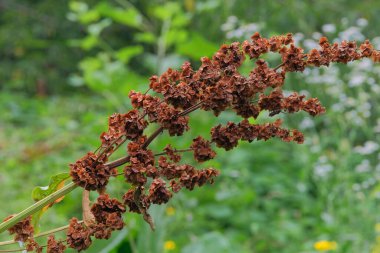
[82,191,95,226]
[0,182,77,234]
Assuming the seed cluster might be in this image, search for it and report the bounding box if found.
[5,32,379,252]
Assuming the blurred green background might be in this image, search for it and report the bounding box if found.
[1,0,380,252]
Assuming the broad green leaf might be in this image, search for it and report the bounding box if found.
[32,173,70,201]
[79,54,144,93]
[166,29,188,47]
[177,32,219,60]
[116,46,143,64]
[87,19,112,36]
[80,35,98,50]
[135,32,156,44]
[69,1,88,13]
[152,2,180,20]
[79,9,100,24]
[96,2,142,28]
[31,173,70,233]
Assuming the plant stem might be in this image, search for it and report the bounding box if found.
[0,183,78,234]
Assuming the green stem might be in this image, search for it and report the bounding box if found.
[0,182,78,234]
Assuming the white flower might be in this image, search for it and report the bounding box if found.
[314,164,333,177]
[354,141,379,155]
[356,18,368,27]
[355,159,371,173]
[322,24,336,33]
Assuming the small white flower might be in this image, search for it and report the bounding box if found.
[322,24,336,33]
[300,117,315,129]
[314,163,333,177]
[356,18,368,27]
[355,159,371,173]
[354,141,379,155]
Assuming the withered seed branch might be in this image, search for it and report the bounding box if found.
[2,32,379,252]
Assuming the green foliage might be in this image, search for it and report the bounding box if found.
[32,173,71,202]
[31,173,70,233]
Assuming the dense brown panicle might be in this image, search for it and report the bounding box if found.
[179,166,219,190]
[191,136,216,162]
[164,81,198,109]
[25,239,42,253]
[148,179,173,204]
[89,223,113,240]
[4,215,34,242]
[124,140,156,186]
[124,110,148,140]
[211,122,241,150]
[201,76,235,116]
[258,89,284,116]
[258,90,326,116]
[91,194,126,230]
[62,32,380,252]
[158,156,184,180]
[331,40,360,63]
[280,44,306,72]
[242,32,269,59]
[70,152,111,191]
[269,33,293,52]
[213,42,245,72]
[164,144,182,162]
[66,218,92,252]
[156,104,190,136]
[249,59,285,91]
[47,235,66,253]
[122,188,151,213]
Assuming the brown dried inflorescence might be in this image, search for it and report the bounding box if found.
[148,178,173,204]
[122,188,150,213]
[69,152,112,191]
[47,235,66,253]
[191,136,216,162]
[164,144,182,162]
[3,215,44,253]
[4,215,34,242]
[90,194,126,230]
[63,32,380,252]
[66,218,92,252]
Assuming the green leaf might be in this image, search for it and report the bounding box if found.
[177,32,219,60]
[87,19,112,36]
[69,1,88,13]
[32,173,70,201]
[134,32,156,44]
[116,45,143,64]
[80,35,98,50]
[96,2,142,28]
[152,2,180,20]
[31,173,70,233]
[79,9,100,24]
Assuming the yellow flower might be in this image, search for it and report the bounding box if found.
[375,223,380,233]
[164,240,176,251]
[166,206,176,216]
[314,240,338,251]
